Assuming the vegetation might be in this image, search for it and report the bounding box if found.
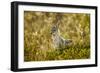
[24,11,90,61]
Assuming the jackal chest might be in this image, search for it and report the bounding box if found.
[51,34,63,48]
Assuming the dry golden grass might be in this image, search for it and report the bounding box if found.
[24,11,90,61]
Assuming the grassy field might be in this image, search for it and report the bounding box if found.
[24,11,90,61]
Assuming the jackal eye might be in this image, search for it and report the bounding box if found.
[52,29,56,32]
[52,27,57,31]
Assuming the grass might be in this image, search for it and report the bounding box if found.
[24,11,90,61]
[24,47,90,61]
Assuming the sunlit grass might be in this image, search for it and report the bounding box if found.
[24,47,90,61]
[24,11,90,61]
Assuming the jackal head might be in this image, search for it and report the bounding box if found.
[50,25,58,35]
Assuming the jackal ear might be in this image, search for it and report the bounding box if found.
[54,25,58,30]
[55,25,58,28]
[52,24,57,28]
[55,24,59,28]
